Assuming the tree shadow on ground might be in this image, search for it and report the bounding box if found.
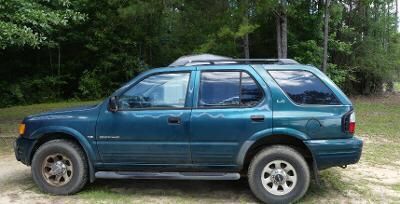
[83,178,259,202]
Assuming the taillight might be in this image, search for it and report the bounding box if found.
[343,111,356,134]
[348,112,356,134]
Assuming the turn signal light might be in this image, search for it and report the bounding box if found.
[19,123,26,135]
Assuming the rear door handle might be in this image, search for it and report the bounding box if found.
[168,116,181,124]
[250,115,264,122]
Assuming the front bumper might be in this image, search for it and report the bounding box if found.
[305,137,363,170]
[14,137,36,166]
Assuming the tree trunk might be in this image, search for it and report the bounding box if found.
[281,13,287,58]
[57,45,61,77]
[387,81,394,93]
[243,33,250,58]
[276,16,282,58]
[243,0,250,58]
[322,0,330,73]
[276,0,287,59]
[49,47,53,76]
[397,0,399,30]
[386,1,396,93]
[57,45,61,97]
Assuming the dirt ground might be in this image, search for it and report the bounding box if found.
[1,152,400,204]
[0,153,258,204]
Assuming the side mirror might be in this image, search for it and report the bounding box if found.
[109,96,119,112]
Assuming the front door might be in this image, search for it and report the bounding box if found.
[96,70,194,167]
[190,66,272,168]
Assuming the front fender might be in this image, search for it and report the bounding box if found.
[236,127,310,168]
[30,126,97,166]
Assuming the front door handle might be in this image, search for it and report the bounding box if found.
[168,116,181,124]
[251,115,264,122]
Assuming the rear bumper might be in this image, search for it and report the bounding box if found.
[305,137,363,170]
[14,137,36,166]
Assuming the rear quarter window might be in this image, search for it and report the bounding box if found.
[268,70,341,105]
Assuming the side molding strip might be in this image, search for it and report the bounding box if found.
[95,171,241,180]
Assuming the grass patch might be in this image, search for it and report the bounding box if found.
[363,143,400,165]
[0,140,13,154]
[354,97,400,139]
[79,187,132,204]
[78,179,256,203]
[394,82,400,92]
[392,183,400,192]
[299,169,369,203]
[352,95,400,165]
[0,100,100,137]
[303,169,346,197]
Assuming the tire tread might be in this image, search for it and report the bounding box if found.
[31,139,88,195]
[248,145,310,204]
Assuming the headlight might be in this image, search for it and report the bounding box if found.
[19,123,26,135]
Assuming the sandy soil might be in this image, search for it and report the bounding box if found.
[341,162,400,201]
[0,154,79,204]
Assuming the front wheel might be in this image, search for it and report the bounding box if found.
[31,139,88,195]
[248,145,310,204]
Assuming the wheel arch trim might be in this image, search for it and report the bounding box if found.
[236,127,312,169]
[29,126,96,182]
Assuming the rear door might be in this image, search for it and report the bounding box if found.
[190,65,272,168]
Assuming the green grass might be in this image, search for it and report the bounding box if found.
[0,100,100,137]
[76,179,257,204]
[392,183,400,192]
[352,96,400,165]
[354,97,400,138]
[0,140,13,154]
[362,143,400,165]
[79,188,133,204]
[395,82,400,92]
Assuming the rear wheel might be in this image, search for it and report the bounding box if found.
[31,139,88,195]
[248,145,310,204]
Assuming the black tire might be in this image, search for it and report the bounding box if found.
[31,139,88,195]
[248,145,310,204]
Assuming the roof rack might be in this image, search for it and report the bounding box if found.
[180,59,300,67]
[168,54,299,67]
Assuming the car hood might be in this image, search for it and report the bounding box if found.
[25,104,100,121]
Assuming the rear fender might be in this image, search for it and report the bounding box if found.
[236,127,310,168]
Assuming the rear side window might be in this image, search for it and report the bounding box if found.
[268,70,340,105]
[241,72,264,106]
[199,71,263,107]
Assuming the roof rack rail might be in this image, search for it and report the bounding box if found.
[183,59,300,66]
[168,54,299,67]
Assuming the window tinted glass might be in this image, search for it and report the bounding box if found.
[119,72,190,109]
[199,72,240,107]
[269,70,340,105]
[241,72,263,106]
[199,71,263,107]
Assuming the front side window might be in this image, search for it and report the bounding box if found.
[269,70,340,105]
[199,71,263,107]
[118,72,190,109]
